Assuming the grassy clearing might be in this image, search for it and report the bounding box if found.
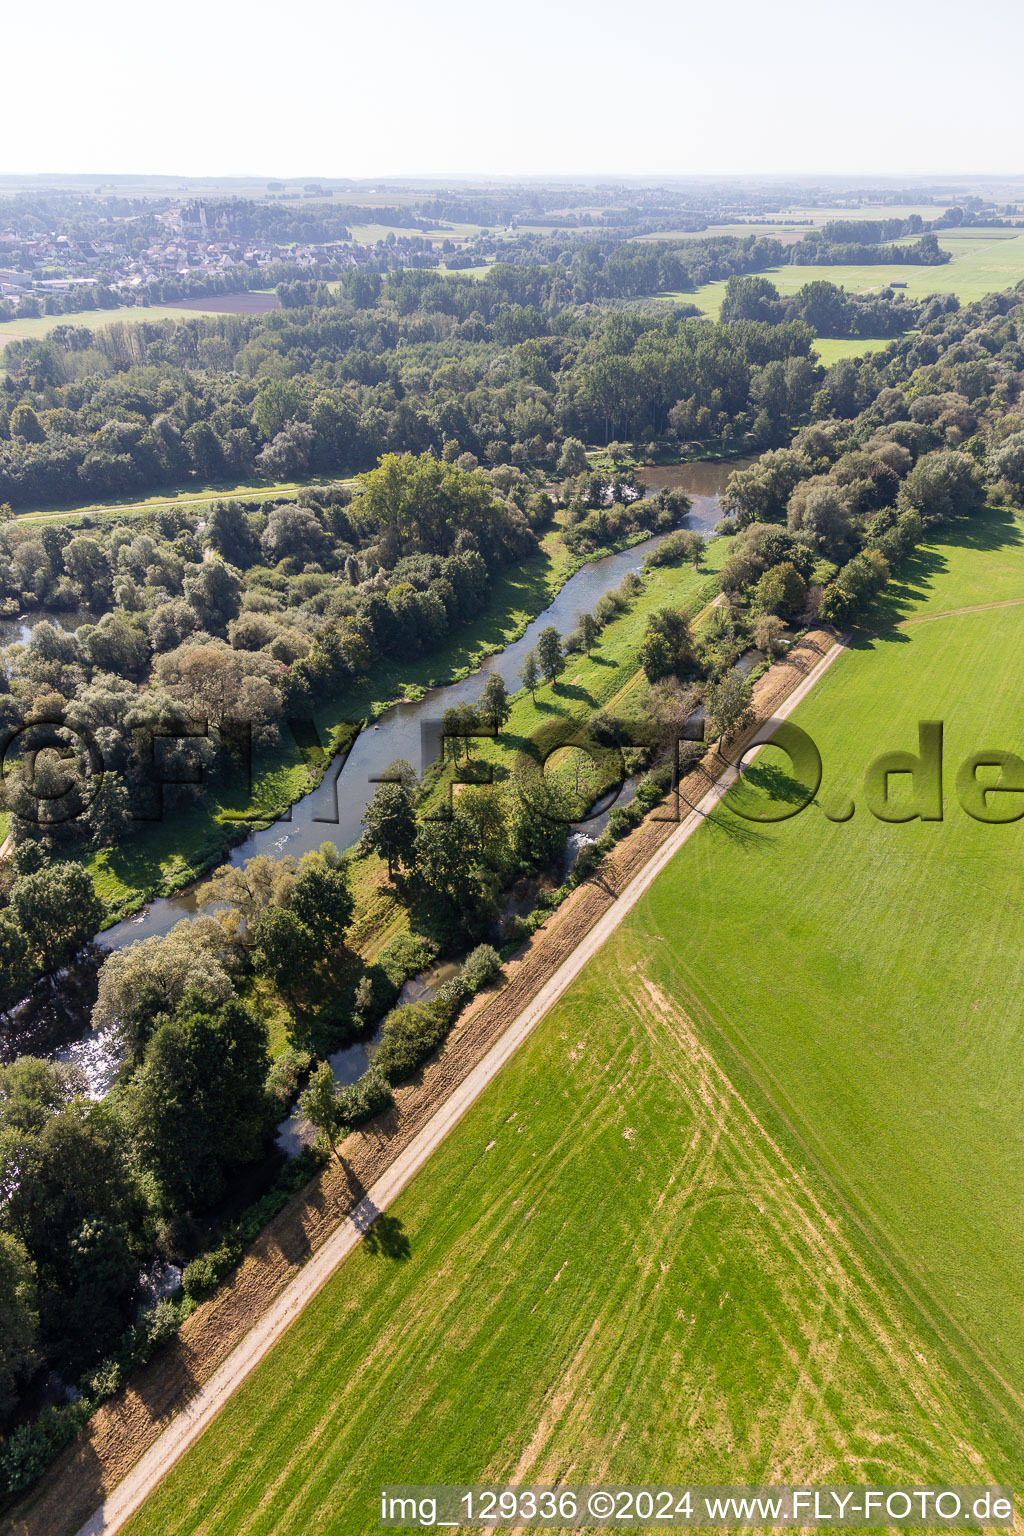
[120,517,1024,1536]
[811,335,899,366]
[420,540,731,819]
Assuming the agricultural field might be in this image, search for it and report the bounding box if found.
[120,505,1024,1535]
[674,232,1024,320]
[0,303,226,346]
[346,221,486,245]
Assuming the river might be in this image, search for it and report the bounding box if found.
[1,457,744,1088]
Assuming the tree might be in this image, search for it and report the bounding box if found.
[477,673,511,732]
[361,780,417,878]
[753,613,787,657]
[720,274,784,325]
[557,436,588,475]
[990,432,1024,498]
[639,607,693,681]
[183,559,242,635]
[536,627,564,685]
[787,481,853,557]
[577,612,599,655]
[3,1097,145,1365]
[752,561,807,617]
[253,378,304,440]
[0,910,32,1010]
[122,994,271,1211]
[259,504,329,565]
[520,649,540,700]
[638,628,673,683]
[10,864,102,975]
[290,858,354,956]
[413,810,479,904]
[704,674,755,755]
[64,1216,134,1368]
[250,907,317,993]
[10,402,45,443]
[297,1062,345,1155]
[897,449,986,523]
[92,916,235,1068]
[208,500,259,566]
[682,530,706,569]
[0,1233,39,1417]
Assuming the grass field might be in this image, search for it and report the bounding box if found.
[120,506,1024,1535]
[12,476,352,524]
[811,335,898,366]
[671,233,1024,321]
[0,303,228,346]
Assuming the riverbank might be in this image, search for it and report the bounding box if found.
[1,624,842,1536]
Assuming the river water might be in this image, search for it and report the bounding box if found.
[1,458,743,1091]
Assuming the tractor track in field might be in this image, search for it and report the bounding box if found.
[5,627,844,1536]
[897,596,1024,625]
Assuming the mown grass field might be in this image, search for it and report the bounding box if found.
[13,476,351,525]
[0,303,223,346]
[811,335,897,366]
[122,506,1024,1535]
[672,232,1024,321]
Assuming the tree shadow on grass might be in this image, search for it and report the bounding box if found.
[703,806,776,849]
[360,1210,412,1261]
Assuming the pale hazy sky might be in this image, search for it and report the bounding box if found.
[7,0,1022,179]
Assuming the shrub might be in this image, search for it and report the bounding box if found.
[335,1069,394,1127]
[182,1238,240,1301]
[266,1045,313,1106]
[377,932,438,989]
[373,1000,449,1084]
[433,976,470,1022]
[460,944,501,994]
[0,1400,91,1499]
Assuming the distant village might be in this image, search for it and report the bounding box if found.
[0,198,455,314]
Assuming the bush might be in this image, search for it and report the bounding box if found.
[373,1000,449,1084]
[433,975,470,1022]
[182,1238,241,1301]
[0,1400,91,1499]
[335,1069,394,1126]
[460,944,501,994]
[377,932,438,989]
[266,1045,313,1106]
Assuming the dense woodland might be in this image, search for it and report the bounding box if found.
[1,240,1024,1495]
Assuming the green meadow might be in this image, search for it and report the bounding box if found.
[672,232,1024,319]
[121,507,1024,1536]
[0,303,219,346]
[811,335,897,366]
